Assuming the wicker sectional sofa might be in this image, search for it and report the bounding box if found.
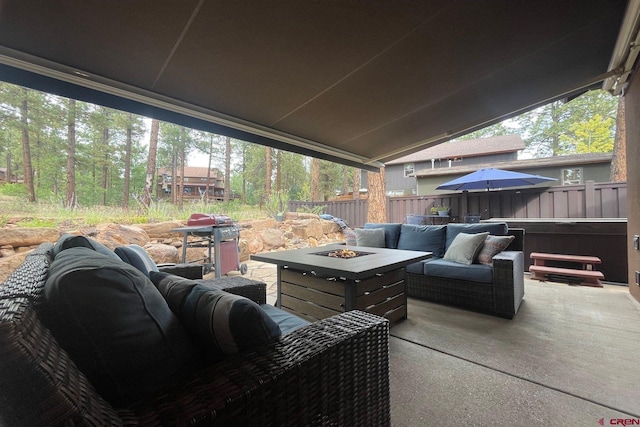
[0,242,391,426]
[361,222,525,319]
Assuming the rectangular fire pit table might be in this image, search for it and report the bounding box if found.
[251,244,431,323]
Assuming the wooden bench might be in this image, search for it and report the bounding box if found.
[529,252,604,287]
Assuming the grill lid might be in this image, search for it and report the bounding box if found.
[187,213,234,227]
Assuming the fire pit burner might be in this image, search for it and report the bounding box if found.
[313,249,374,259]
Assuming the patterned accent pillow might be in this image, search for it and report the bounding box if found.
[150,271,282,362]
[443,232,489,265]
[475,235,516,265]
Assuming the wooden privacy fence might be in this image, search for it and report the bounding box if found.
[290,181,627,228]
[288,199,369,228]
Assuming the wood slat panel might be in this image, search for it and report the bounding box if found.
[356,282,404,310]
[282,282,345,311]
[365,294,405,317]
[384,305,407,323]
[355,269,404,295]
[281,269,345,296]
[281,294,341,320]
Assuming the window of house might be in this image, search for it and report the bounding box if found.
[562,168,582,185]
[404,163,415,177]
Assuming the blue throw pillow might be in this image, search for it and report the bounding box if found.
[115,244,159,278]
[260,304,311,334]
[397,224,447,257]
[150,271,282,362]
[43,248,202,406]
[364,223,402,249]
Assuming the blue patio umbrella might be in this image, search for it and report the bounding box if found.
[436,168,556,191]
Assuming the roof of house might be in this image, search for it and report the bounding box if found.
[158,166,223,179]
[386,135,525,165]
[413,152,613,177]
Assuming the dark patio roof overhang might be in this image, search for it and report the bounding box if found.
[0,1,635,171]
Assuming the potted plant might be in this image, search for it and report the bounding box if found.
[265,189,290,221]
[435,206,450,216]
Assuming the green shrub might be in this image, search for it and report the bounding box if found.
[297,204,326,215]
[17,217,57,228]
[0,183,29,198]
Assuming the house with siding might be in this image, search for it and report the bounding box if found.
[382,135,525,196]
[379,134,614,195]
[0,167,20,184]
[414,152,614,194]
[157,166,226,201]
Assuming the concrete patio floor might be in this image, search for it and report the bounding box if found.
[390,281,639,426]
[236,260,640,426]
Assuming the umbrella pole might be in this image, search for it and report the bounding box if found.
[485,187,491,219]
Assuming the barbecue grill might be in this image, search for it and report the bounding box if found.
[171,214,247,278]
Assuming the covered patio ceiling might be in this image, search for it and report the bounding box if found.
[0,1,636,171]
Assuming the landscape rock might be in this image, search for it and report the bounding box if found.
[137,221,185,239]
[291,219,324,240]
[285,212,318,220]
[0,245,15,258]
[260,228,285,250]
[0,251,30,283]
[92,223,150,249]
[239,230,265,260]
[246,218,278,230]
[144,244,179,264]
[0,218,350,283]
[185,247,208,264]
[0,227,61,247]
[321,219,341,234]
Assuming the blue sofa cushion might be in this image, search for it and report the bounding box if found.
[364,223,402,249]
[406,260,428,274]
[43,248,202,406]
[397,224,447,258]
[260,304,311,334]
[423,258,494,284]
[445,223,508,251]
[150,271,282,362]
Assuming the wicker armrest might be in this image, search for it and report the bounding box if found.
[197,277,267,305]
[121,310,390,426]
[157,263,204,279]
[492,251,525,318]
[0,243,54,300]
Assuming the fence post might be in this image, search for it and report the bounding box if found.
[585,180,596,218]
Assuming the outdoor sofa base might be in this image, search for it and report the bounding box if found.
[361,223,525,319]
[406,250,525,319]
[0,243,391,426]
